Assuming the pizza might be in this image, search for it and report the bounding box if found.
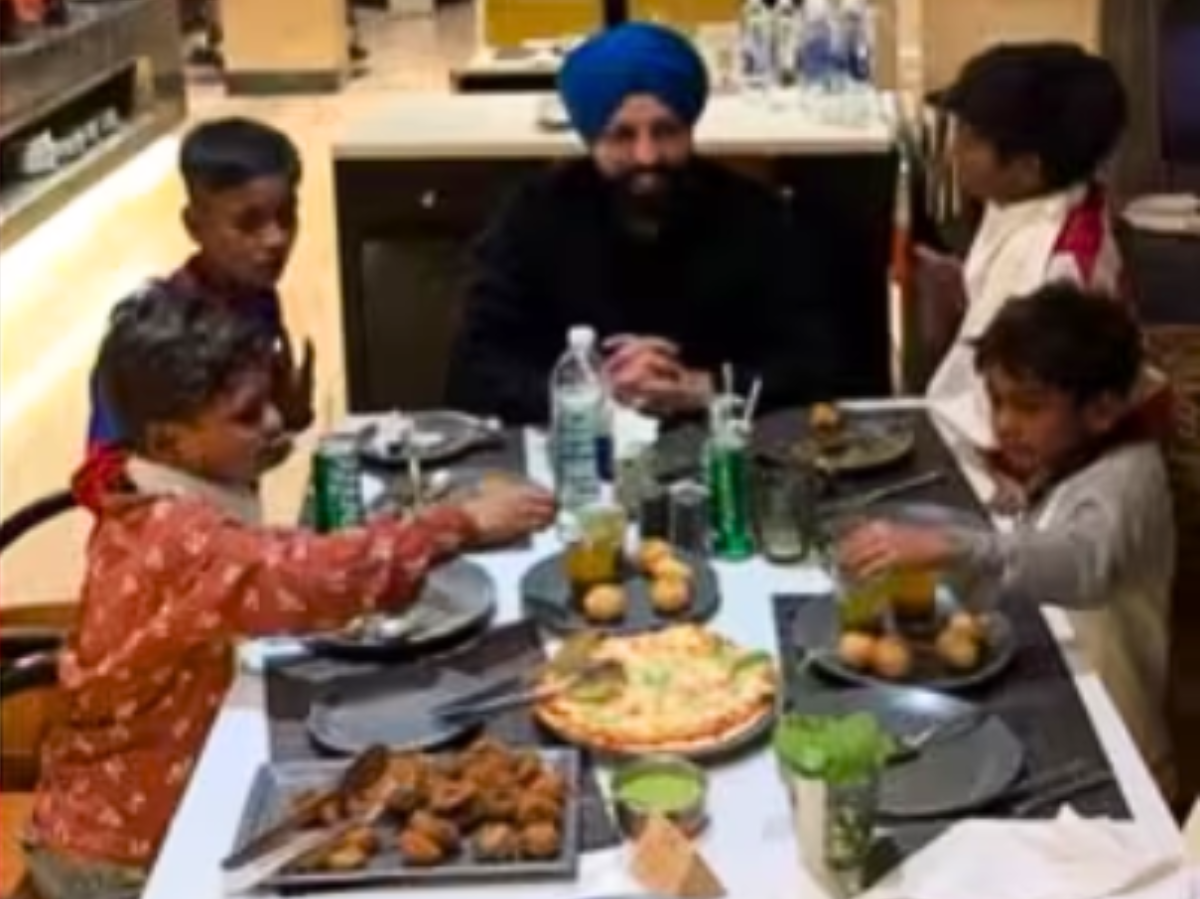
[534,625,778,755]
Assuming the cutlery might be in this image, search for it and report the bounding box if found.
[1010,768,1116,818]
[221,745,389,874]
[357,602,444,643]
[820,470,947,517]
[889,709,986,765]
[224,773,396,894]
[434,660,626,722]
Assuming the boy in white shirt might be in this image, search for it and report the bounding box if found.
[925,43,1129,455]
[841,284,1176,796]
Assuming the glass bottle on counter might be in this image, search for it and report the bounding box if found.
[739,0,774,92]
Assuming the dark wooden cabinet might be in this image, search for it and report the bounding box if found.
[335,153,897,414]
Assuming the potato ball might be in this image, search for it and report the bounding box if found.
[871,635,914,680]
[650,576,692,615]
[581,585,628,622]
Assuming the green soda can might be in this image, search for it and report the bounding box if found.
[311,435,365,533]
[707,431,755,560]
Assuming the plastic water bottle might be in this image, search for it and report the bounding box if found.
[799,0,835,93]
[550,326,604,526]
[739,0,773,92]
[773,0,801,87]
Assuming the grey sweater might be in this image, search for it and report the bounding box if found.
[953,442,1176,786]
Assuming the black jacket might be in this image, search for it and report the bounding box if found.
[447,158,842,424]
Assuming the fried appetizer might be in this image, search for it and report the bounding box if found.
[650,576,692,615]
[428,779,478,819]
[408,810,461,853]
[519,823,562,860]
[397,828,445,866]
[515,793,561,827]
[637,539,674,573]
[582,584,628,623]
[473,823,520,861]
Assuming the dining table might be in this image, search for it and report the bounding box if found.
[139,415,1183,899]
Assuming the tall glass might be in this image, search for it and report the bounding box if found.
[706,396,754,561]
[752,464,818,564]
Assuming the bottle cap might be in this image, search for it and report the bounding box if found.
[568,325,596,350]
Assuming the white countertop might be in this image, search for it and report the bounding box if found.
[141,422,1181,899]
[334,92,895,161]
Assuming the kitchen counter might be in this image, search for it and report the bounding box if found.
[335,91,895,160]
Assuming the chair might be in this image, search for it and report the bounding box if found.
[1145,326,1200,813]
[0,490,80,899]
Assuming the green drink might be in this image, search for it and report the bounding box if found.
[311,435,365,533]
[707,439,754,560]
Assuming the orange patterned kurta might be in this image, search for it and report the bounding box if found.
[29,493,473,868]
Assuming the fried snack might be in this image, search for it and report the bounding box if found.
[409,810,461,853]
[871,635,913,680]
[397,828,445,866]
[323,845,371,871]
[935,628,981,671]
[837,632,876,670]
[650,576,692,615]
[428,779,478,819]
[809,402,842,434]
[511,750,544,786]
[515,793,561,826]
[582,584,628,623]
[526,768,568,805]
[315,797,343,827]
[519,822,562,860]
[947,611,986,643]
[477,788,519,823]
[474,823,520,861]
[647,556,693,582]
[293,826,379,872]
[637,539,674,573]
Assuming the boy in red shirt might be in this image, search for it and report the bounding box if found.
[30,285,554,898]
[87,117,314,462]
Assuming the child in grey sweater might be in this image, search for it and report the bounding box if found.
[839,282,1176,795]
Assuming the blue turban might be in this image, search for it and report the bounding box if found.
[558,23,710,143]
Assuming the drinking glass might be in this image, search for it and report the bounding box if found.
[752,464,818,564]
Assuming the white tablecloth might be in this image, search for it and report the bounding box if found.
[141,429,1180,899]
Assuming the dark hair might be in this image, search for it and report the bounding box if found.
[179,117,302,196]
[96,283,273,448]
[935,42,1128,191]
[974,282,1142,404]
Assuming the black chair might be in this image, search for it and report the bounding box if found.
[0,490,78,701]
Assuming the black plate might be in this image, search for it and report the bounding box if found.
[789,687,1026,818]
[810,607,1018,692]
[306,560,496,662]
[755,409,915,474]
[368,466,537,517]
[307,666,490,755]
[229,749,581,890]
[358,410,502,467]
[520,549,721,635]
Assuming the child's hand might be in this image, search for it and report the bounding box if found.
[836,521,954,580]
[273,334,316,432]
[459,481,556,546]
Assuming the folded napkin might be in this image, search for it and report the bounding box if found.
[860,811,1182,899]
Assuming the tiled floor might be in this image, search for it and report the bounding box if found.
[0,5,476,606]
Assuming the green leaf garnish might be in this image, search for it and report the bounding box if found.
[773,712,896,785]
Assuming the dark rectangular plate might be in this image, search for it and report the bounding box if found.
[229,749,581,890]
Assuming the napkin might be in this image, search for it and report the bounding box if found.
[859,810,1183,899]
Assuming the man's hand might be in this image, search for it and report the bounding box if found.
[836,521,955,580]
[458,481,556,547]
[272,333,316,433]
[602,335,712,415]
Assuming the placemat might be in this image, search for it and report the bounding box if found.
[263,622,621,852]
[773,592,1131,825]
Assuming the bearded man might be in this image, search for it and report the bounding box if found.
[448,22,839,423]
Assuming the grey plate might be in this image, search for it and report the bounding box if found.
[789,687,1026,818]
[520,549,721,635]
[810,609,1018,692]
[368,467,536,517]
[358,411,502,466]
[755,411,916,474]
[229,749,581,890]
[307,559,496,662]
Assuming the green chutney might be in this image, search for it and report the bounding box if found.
[616,770,704,813]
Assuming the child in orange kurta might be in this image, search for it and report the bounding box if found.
[24,284,554,899]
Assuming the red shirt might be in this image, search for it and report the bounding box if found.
[30,490,472,867]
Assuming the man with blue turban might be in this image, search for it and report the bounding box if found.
[448,23,839,424]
